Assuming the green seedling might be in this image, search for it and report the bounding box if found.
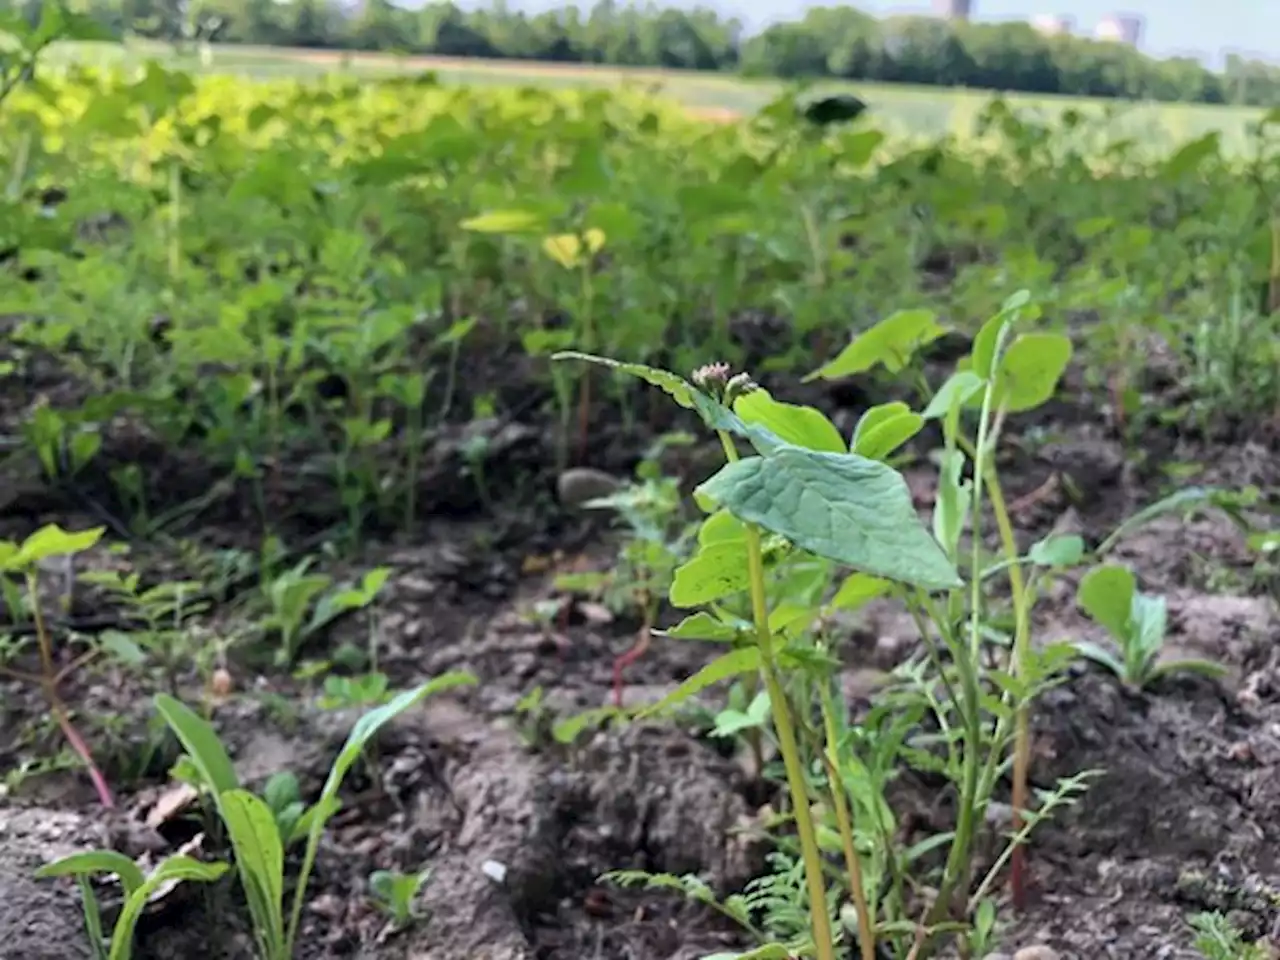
[262,561,389,664]
[80,572,210,694]
[0,524,113,807]
[153,671,475,960]
[1188,911,1270,960]
[555,436,695,706]
[1074,564,1228,691]
[262,771,308,846]
[368,868,432,926]
[36,851,228,960]
[318,671,391,710]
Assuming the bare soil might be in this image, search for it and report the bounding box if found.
[1,332,1279,960]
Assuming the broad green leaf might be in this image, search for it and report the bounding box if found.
[1129,593,1167,659]
[990,333,1072,413]
[154,694,240,796]
[37,850,146,898]
[829,572,891,611]
[1077,565,1135,641]
[923,371,984,419]
[698,449,960,591]
[110,856,228,960]
[1028,534,1085,568]
[806,309,946,380]
[971,290,1034,378]
[1161,132,1221,179]
[656,612,745,642]
[459,209,543,233]
[698,509,745,546]
[733,390,845,453]
[9,524,105,569]
[669,544,751,608]
[221,790,284,955]
[852,411,923,461]
[637,647,761,718]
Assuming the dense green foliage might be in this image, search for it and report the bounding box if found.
[3,0,1279,105]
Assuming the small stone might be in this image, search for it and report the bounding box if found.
[1014,947,1060,960]
[556,468,623,507]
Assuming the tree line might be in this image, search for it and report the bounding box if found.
[8,0,1280,107]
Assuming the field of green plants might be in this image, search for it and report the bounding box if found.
[3,24,1280,960]
[51,37,1275,150]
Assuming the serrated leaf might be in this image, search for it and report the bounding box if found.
[1077,565,1135,641]
[697,449,960,591]
[733,390,845,453]
[807,309,946,380]
[637,647,761,718]
[669,543,750,607]
[552,352,695,409]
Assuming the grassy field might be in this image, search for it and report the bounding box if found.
[50,38,1270,149]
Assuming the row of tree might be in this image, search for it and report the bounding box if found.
[10,0,1280,106]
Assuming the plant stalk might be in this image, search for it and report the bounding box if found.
[717,428,835,960]
[819,681,876,960]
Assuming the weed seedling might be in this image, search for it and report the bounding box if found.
[368,868,432,927]
[36,851,228,960]
[1074,563,1228,691]
[0,525,114,807]
[149,671,475,960]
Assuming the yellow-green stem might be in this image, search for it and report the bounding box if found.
[820,684,876,960]
[978,463,1032,908]
[718,428,835,960]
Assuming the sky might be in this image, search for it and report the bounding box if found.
[840,0,1279,64]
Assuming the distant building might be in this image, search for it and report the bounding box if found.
[1094,13,1144,47]
[1031,14,1074,36]
[933,0,973,21]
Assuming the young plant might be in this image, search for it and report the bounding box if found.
[555,435,695,705]
[368,868,432,927]
[261,560,389,664]
[0,524,114,807]
[1188,911,1270,960]
[153,671,475,959]
[1074,564,1228,691]
[555,291,1088,959]
[35,851,228,960]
